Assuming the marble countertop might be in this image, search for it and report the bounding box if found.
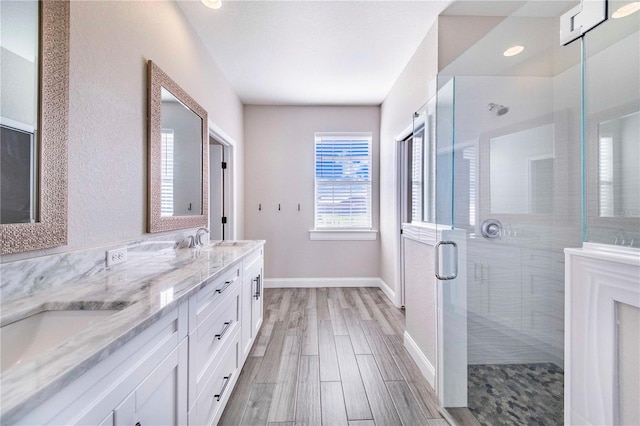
[0,240,264,423]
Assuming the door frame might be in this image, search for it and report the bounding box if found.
[208,121,236,240]
[396,123,414,308]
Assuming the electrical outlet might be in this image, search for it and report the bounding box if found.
[106,247,127,267]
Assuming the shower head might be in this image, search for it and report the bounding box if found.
[488,103,509,116]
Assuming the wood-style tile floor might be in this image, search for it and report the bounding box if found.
[219,287,448,426]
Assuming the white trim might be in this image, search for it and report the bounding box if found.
[309,229,378,241]
[208,120,237,240]
[315,131,372,140]
[404,331,436,388]
[265,277,398,308]
[566,242,640,266]
[395,125,412,309]
[377,278,398,307]
[401,222,439,244]
[396,123,414,144]
[208,121,236,148]
[265,277,383,289]
[564,243,640,426]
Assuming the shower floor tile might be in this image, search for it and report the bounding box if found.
[468,363,564,426]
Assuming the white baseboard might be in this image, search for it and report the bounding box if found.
[377,279,398,307]
[404,331,436,388]
[264,277,397,304]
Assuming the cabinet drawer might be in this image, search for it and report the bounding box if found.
[190,264,241,332]
[189,329,240,426]
[191,281,240,396]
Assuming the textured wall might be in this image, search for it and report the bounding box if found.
[2,0,243,263]
[379,23,439,301]
[243,105,380,279]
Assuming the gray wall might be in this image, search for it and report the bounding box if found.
[379,22,439,301]
[243,105,380,279]
[3,0,244,263]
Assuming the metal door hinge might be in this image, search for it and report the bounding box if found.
[222,216,227,224]
[221,161,227,169]
[560,0,607,45]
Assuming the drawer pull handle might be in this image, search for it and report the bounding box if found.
[214,373,233,401]
[215,321,232,340]
[253,274,261,300]
[215,280,233,294]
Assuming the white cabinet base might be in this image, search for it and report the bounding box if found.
[565,243,640,425]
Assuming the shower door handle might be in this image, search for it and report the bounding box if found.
[435,241,458,280]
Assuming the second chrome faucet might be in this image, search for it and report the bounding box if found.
[195,227,210,247]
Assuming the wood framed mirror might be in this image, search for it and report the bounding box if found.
[0,0,69,254]
[147,61,208,233]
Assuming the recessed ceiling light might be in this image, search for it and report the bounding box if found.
[503,45,525,57]
[201,0,222,10]
[612,2,640,18]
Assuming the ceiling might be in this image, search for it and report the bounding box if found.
[178,0,452,105]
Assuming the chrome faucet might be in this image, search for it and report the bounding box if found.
[185,235,196,248]
[195,228,210,247]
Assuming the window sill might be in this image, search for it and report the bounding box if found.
[309,229,378,241]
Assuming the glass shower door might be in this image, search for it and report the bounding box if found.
[435,3,584,424]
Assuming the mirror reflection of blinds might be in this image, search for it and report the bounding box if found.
[315,135,372,229]
[599,136,614,216]
[464,146,477,227]
[161,129,174,216]
[411,134,423,222]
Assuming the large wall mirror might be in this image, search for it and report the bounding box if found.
[147,61,208,233]
[0,0,69,254]
[478,114,557,223]
[488,123,555,215]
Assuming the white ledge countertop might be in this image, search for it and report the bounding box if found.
[0,240,265,424]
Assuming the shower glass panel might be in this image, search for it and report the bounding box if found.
[435,2,583,424]
[585,0,640,248]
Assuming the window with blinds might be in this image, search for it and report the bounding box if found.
[161,129,174,217]
[315,133,372,229]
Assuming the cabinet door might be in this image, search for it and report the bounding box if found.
[251,268,263,337]
[114,339,188,426]
[241,271,254,360]
[97,412,113,426]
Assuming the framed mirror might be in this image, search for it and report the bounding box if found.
[147,61,208,233]
[0,0,69,254]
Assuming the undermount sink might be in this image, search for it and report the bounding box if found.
[1,310,119,373]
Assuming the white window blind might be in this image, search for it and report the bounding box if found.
[161,129,174,217]
[315,133,372,229]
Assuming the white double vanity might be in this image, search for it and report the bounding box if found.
[0,241,264,426]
